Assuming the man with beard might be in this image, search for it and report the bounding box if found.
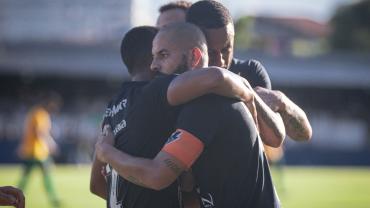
[91,23,256,207]
[96,22,280,208]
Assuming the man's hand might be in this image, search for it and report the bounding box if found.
[255,87,312,141]
[0,186,25,208]
[95,125,115,163]
[254,87,285,112]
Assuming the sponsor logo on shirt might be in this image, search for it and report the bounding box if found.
[104,99,128,118]
[200,193,214,208]
[113,119,126,135]
[196,188,215,208]
[166,130,182,144]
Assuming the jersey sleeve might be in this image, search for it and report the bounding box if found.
[231,58,272,89]
[250,59,272,89]
[142,74,177,109]
[101,101,113,131]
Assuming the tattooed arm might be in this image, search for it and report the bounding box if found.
[249,84,286,147]
[98,147,185,190]
[255,87,312,141]
[95,126,200,190]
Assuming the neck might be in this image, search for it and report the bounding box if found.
[131,72,153,81]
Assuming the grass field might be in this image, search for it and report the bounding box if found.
[1,165,370,208]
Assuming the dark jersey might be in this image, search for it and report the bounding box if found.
[102,81,147,137]
[101,81,147,208]
[105,74,181,208]
[230,58,272,90]
[176,95,280,208]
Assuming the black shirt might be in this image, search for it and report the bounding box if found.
[104,74,181,208]
[102,81,147,137]
[230,58,272,89]
[102,81,147,208]
[176,95,280,208]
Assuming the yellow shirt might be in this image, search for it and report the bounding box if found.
[19,106,51,160]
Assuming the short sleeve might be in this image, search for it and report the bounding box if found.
[142,74,177,109]
[175,95,222,147]
[230,58,272,89]
[101,101,113,131]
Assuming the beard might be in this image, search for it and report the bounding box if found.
[173,55,189,74]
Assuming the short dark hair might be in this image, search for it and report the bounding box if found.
[159,1,192,13]
[120,26,158,75]
[186,0,233,29]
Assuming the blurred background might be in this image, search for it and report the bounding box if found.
[0,0,369,207]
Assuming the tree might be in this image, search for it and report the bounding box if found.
[329,0,370,52]
[234,16,255,49]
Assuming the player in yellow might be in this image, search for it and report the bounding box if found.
[17,93,62,207]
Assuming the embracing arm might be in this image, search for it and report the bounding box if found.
[245,83,285,147]
[90,155,107,199]
[167,67,253,106]
[95,127,203,191]
[255,87,312,141]
[97,145,186,191]
[279,96,312,141]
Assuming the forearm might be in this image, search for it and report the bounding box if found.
[104,146,174,190]
[90,156,107,199]
[279,96,312,141]
[254,94,286,147]
[211,69,253,102]
[167,67,253,105]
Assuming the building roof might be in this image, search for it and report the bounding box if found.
[1,43,369,89]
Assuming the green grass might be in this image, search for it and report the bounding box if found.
[0,165,105,208]
[1,165,370,208]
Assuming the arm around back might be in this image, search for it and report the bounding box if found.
[167,67,253,106]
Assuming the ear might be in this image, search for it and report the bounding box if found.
[189,47,202,68]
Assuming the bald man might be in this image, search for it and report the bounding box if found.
[94,23,256,208]
[96,22,280,208]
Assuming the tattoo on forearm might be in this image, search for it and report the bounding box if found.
[163,158,182,175]
[280,108,307,139]
[256,100,284,138]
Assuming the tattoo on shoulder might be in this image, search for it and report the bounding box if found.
[163,158,182,175]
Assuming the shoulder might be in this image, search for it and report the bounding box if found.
[141,74,178,98]
[230,58,271,89]
[230,58,264,72]
[145,74,177,89]
[183,94,237,110]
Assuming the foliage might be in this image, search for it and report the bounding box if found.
[329,0,370,52]
[234,16,255,49]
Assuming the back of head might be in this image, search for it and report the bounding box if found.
[159,22,208,60]
[157,1,192,28]
[121,26,158,75]
[159,1,192,13]
[186,0,233,29]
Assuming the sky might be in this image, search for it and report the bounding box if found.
[132,0,355,26]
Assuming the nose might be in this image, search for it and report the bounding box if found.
[209,51,225,68]
[150,59,159,72]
